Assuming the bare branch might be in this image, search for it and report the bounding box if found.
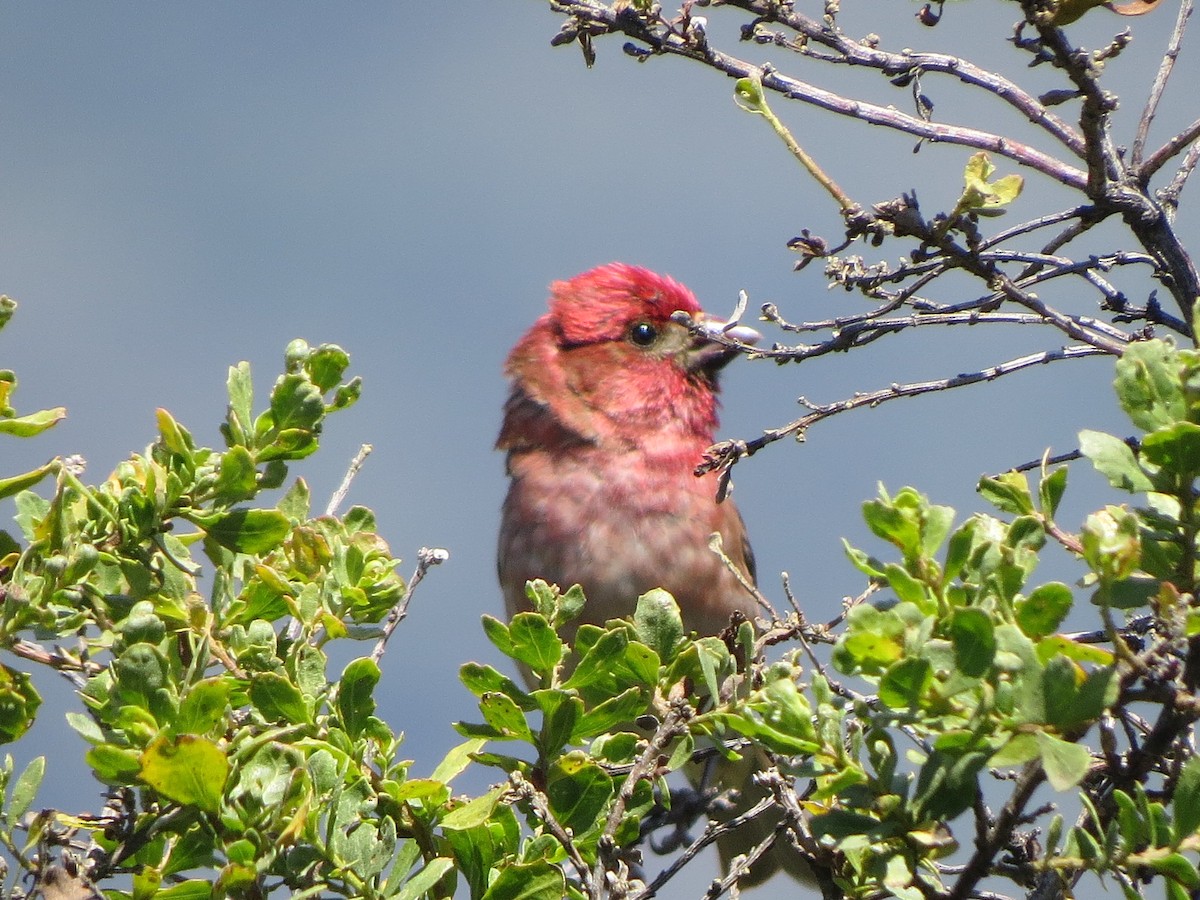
[948,762,1047,900]
[1160,138,1200,211]
[592,700,693,898]
[1141,115,1200,181]
[326,443,373,517]
[1131,0,1193,166]
[697,345,1110,476]
[369,546,449,665]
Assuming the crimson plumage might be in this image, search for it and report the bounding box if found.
[496,263,759,636]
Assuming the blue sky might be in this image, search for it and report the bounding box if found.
[0,3,1192,892]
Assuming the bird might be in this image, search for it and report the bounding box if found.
[496,262,760,637]
[496,263,806,887]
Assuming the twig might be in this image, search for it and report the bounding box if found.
[708,532,778,619]
[1142,115,1200,181]
[750,310,1129,365]
[701,821,784,900]
[1131,0,1193,167]
[369,546,449,665]
[508,773,592,878]
[697,345,1110,476]
[591,700,693,898]
[326,443,373,517]
[735,74,857,214]
[1160,138,1200,211]
[948,762,1046,900]
[630,796,776,899]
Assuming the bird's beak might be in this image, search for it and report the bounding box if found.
[683,312,762,373]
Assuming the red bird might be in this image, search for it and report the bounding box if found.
[496,262,761,637]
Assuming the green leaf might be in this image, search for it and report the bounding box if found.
[1041,655,1080,730]
[960,152,1023,209]
[1150,854,1200,889]
[1073,666,1117,726]
[442,805,519,898]
[0,666,42,742]
[394,858,456,900]
[879,657,932,709]
[459,663,535,708]
[1114,340,1187,432]
[88,744,143,785]
[481,616,515,657]
[1016,583,1073,639]
[633,589,685,661]
[269,373,325,433]
[912,749,989,820]
[863,491,920,555]
[1038,465,1068,517]
[248,672,311,725]
[950,607,996,678]
[305,343,351,392]
[430,738,488,784]
[1081,507,1140,582]
[7,756,43,825]
[536,691,582,757]
[990,733,1040,768]
[156,882,214,900]
[479,860,564,900]
[139,734,229,813]
[66,712,104,744]
[575,687,648,740]
[1142,422,1200,475]
[115,645,169,702]
[833,604,907,676]
[1172,755,1200,840]
[883,563,929,608]
[442,787,503,831]
[508,613,563,679]
[1036,633,1108,672]
[546,751,614,835]
[479,692,533,742]
[223,361,254,448]
[0,461,58,501]
[200,508,290,554]
[1080,430,1153,492]
[213,446,258,503]
[1093,574,1159,610]
[337,657,380,738]
[1034,731,1089,790]
[176,678,233,735]
[0,407,66,437]
[156,407,195,456]
[978,471,1035,516]
[276,478,311,522]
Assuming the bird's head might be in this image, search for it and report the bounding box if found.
[500,263,760,451]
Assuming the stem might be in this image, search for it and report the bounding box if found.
[1131,0,1193,166]
[735,75,857,213]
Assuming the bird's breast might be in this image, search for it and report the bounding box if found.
[498,446,757,637]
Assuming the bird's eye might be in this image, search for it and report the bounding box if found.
[629,322,658,346]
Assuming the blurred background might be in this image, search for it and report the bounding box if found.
[0,2,1193,893]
